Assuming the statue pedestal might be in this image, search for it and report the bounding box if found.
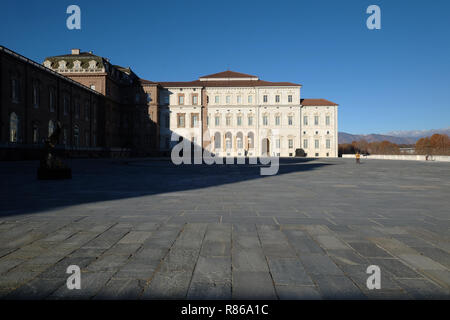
[37,167,72,180]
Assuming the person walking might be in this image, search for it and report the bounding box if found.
[356,152,361,164]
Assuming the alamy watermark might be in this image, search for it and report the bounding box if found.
[170,130,280,176]
[66,5,81,30]
[366,265,381,290]
[366,5,381,30]
[66,265,81,290]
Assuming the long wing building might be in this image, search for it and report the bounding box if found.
[1,46,338,159]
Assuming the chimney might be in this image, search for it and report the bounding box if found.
[71,49,80,55]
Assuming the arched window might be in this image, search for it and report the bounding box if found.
[48,120,55,137]
[10,113,18,143]
[237,132,243,149]
[214,132,221,149]
[247,132,254,149]
[32,123,39,144]
[225,132,232,150]
[73,125,79,147]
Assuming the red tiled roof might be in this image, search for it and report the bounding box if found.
[199,70,257,79]
[301,98,338,106]
[157,80,300,87]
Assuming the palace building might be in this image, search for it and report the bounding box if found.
[0,46,338,159]
[158,71,338,158]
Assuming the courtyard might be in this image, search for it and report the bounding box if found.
[0,157,449,299]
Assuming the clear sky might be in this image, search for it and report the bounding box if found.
[1,0,449,134]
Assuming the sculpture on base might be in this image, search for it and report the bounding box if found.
[37,122,72,180]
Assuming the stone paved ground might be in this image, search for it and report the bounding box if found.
[0,157,449,299]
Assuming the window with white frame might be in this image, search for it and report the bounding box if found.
[237,115,242,126]
[215,96,219,104]
[315,139,319,149]
[303,115,308,125]
[248,115,253,126]
[215,115,220,126]
[303,139,308,148]
[288,116,293,126]
[288,139,293,149]
[314,115,319,125]
[288,95,292,103]
[237,95,241,104]
[226,96,231,104]
[275,95,280,103]
[275,115,280,126]
[263,95,268,103]
[326,139,331,149]
[248,95,252,103]
[326,115,330,126]
[263,115,268,126]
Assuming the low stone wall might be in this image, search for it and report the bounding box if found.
[342,154,450,162]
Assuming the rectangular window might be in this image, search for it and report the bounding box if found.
[288,95,292,103]
[75,100,80,119]
[314,116,319,125]
[275,95,280,103]
[178,94,184,105]
[303,139,308,148]
[226,116,231,126]
[177,113,185,128]
[326,139,331,149]
[49,89,55,112]
[237,116,242,126]
[248,95,252,103]
[226,96,231,104]
[263,115,268,126]
[288,139,293,149]
[288,116,293,126]
[275,116,280,126]
[191,114,199,127]
[315,139,319,149]
[11,78,19,102]
[237,96,242,104]
[215,96,219,104]
[326,115,330,126]
[215,116,220,126]
[263,95,268,103]
[303,116,308,125]
[248,116,253,126]
[33,84,39,108]
[276,139,280,148]
[192,94,198,105]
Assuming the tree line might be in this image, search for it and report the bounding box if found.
[339,134,450,156]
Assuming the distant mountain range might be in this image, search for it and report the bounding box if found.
[339,127,450,145]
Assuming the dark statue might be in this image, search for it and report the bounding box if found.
[37,121,72,180]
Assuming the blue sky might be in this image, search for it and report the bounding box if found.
[1,0,449,134]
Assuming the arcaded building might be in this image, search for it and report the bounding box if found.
[0,46,338,159]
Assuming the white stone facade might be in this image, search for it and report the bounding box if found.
[158,71,338,158]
